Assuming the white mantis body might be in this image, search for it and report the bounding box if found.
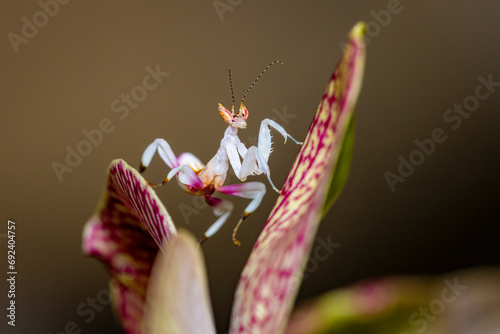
[140,61,302,245]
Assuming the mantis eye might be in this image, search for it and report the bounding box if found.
[239,103,249,120]
[218,103,233,124]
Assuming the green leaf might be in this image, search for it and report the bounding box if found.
[322,116,355,215]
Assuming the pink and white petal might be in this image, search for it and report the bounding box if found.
[83,159,177,333]
[143,230,216,334]
[109,278,148,333]
[229,22,366,334]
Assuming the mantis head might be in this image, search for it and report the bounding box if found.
[219,61,283,130]
[219,102,248,129]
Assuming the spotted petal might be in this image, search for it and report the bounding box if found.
[229,22,366,334]
[83,159,177,333]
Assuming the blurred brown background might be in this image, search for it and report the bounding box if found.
[1,1,499,333]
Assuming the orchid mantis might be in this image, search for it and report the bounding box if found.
[140,61,302,245]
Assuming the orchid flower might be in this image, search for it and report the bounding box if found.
[83,22,366,334]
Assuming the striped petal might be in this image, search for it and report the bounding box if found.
[83,159,177,333]
[229,22,366,334]
[143,230,216,334]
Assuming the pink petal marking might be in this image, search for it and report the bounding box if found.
[229,22,366,334]
[82,159,177,333]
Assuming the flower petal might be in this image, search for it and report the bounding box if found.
[229,22,366,334]
[83,159,177,333]
[284,268,500,334]
[143,230,216,334]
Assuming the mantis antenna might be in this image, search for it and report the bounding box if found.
[241,60,283,104]
[226,68,235,113]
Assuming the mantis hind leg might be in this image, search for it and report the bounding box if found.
[200,196,234,244]
[200,182,266,246]
[218,182,266,246]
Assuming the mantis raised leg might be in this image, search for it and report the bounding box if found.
[232,118,302,192]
